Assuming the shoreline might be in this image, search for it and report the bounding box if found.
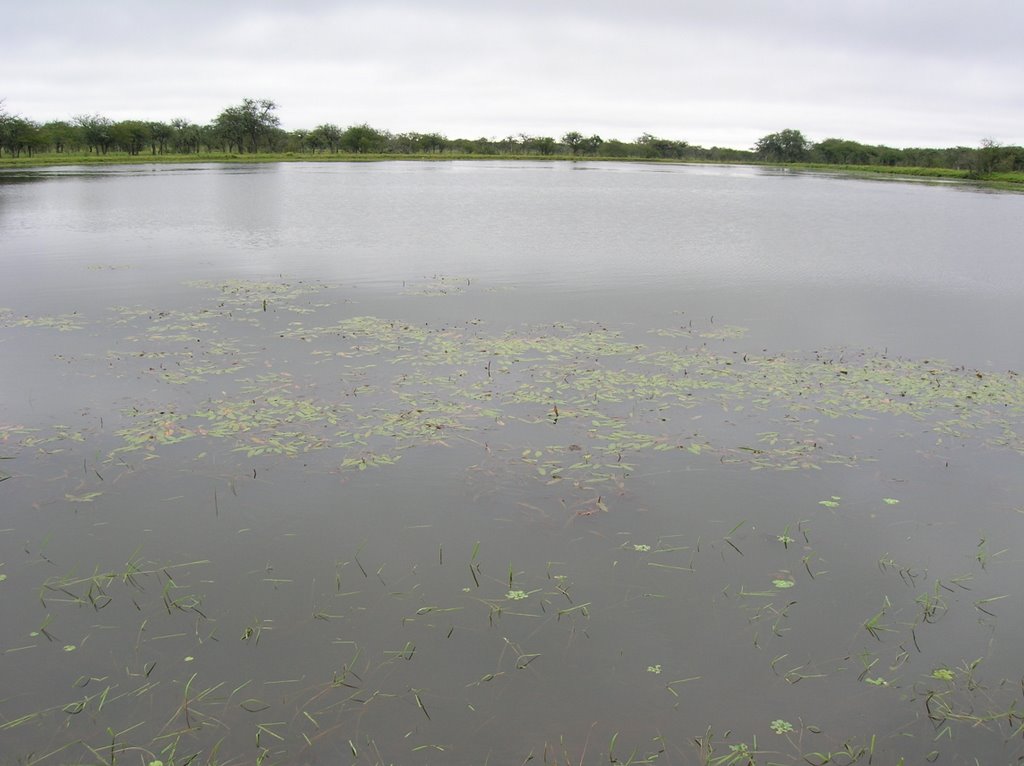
[1,151,1021,187]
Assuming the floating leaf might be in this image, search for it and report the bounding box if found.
[65,492,103,503]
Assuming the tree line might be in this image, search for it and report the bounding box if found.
[753,128,1024,176]
[1,98,1021,175]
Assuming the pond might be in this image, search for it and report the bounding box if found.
[1,161,1023,765]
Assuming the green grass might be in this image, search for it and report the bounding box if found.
[789,162,1024,186]
[795,162,970,179]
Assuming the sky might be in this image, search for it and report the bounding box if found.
[3,0,1022,150]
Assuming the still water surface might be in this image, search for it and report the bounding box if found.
[1,161,1023,764]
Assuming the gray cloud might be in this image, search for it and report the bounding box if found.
[2,0,1022,148]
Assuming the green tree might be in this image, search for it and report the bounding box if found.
[310,123,343,153]
[901,147,942,168]
[526,135,556,155]
[111,120,151,155]
[598,138,635,158]
[170,119,202,154]
[497,135,520,154]
[339,123,388,153]
[414,132,447,153]
[0,115,43,157]
[148,121,172,155]
[562,131,584,155]
[636,133,689,159]
[755,129,811,162]
[972,138,1012,177]
[264,126,289,152]
[74,114,114,154]
[212,108,244,152]
[562,132,605,156]
[290,128,314,152]
[580,134,603,156]
[41,120,79,153]
[198,124,221,153]
[814,138,870,165]
[447,136,496,154]
[212,98,280,153]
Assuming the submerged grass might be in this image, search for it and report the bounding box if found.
[2,276,1023,764]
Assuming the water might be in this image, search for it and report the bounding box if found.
[1,161,1023,765]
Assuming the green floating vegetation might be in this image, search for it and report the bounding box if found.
[931,668,955,682]
[770,719,794,735]
[183,278,334,314]
[4,278,1022,497]
[3,311,85,331]
[400,274,475,296]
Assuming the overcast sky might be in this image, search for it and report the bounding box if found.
[3,0,1022,149]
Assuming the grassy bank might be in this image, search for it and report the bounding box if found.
[797,162,1024,185]
[2,150,1022,187]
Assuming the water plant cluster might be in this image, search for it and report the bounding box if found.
[9,276,1021,482]
[2,276,1023,764]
